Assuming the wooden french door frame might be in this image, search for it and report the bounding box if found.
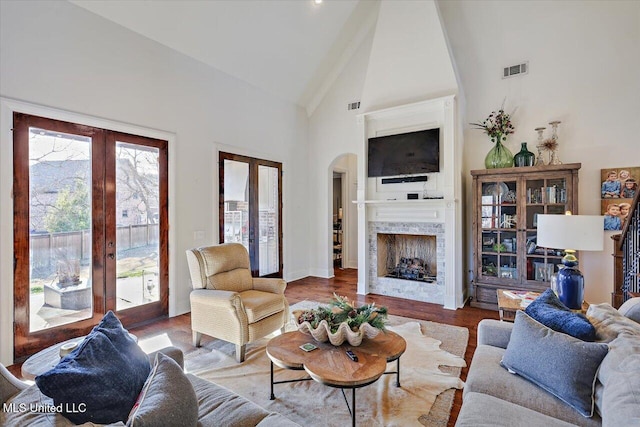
[12,113,168,361]
[105,131,169,326]
[218,152,283,278]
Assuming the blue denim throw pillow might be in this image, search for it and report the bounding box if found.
[525,288,596,341]
[502,311,609,417]
[35,311,151,424]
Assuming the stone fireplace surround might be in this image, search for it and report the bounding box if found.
[370,221,444,304]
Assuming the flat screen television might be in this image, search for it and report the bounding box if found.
[367,128,440,177]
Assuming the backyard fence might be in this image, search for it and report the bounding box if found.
[30,224,159,277]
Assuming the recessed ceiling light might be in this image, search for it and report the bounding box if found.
[314,0,322,4]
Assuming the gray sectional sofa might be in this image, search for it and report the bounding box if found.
[1,347,300,427]
[456,298,640,427]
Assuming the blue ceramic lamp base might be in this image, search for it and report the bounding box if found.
[555,266,584,310]
[553,250,585,310]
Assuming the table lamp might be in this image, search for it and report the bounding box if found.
[536,213,604,309]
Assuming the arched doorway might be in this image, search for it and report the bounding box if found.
[329,153,357,276]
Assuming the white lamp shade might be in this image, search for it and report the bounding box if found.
[537,214,604,251]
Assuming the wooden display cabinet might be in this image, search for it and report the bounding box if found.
[470,163,581,310]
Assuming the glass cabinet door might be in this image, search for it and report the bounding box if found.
[523,175,571,285]
[479,179,518,282]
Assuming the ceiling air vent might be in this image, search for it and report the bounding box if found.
[347,101,361,111]
[503,61,528,79]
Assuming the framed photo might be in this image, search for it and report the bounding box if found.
[482,236,495,246]
[600,166,639,230]
[534,262,555,282]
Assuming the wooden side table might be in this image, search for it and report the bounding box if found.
[496,289,540,322]
[496,289,589,322]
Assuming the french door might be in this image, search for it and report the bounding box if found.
[13,113,168,360]
[219,152,282,278]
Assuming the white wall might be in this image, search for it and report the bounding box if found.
[0,0,310,365]
[307,29,375,278]
[438,0,640,304]
[361,0,458,112]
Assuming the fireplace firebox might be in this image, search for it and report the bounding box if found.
[377,233,437,283]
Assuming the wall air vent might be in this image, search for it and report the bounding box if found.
[347,101,361,111]
[503,61,529,79]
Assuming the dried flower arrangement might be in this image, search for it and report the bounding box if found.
[541,138,558,152]
[470,102,516,143]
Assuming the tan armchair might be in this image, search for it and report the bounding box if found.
[186,243,289,362]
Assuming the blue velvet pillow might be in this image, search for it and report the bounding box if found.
[525,288,596,341]
[35,311,151,424]
[502,311,609,417]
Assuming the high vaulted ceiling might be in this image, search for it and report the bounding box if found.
[69,0,379,112]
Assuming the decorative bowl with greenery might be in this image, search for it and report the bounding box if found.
[293,294,388,346]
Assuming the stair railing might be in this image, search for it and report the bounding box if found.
[619,190,640,303]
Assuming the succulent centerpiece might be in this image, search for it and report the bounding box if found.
[293,294,388,346]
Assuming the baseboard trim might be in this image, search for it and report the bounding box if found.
[285,269,309,283]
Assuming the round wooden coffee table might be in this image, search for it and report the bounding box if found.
[266,330,406,427]
[21,332,137,381]
[21,336,85,380]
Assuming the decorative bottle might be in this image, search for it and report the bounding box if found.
[513,142,535,167]
[484,133,514,169]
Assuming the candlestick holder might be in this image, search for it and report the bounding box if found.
[548,121,562,165]
[534,127,546,166]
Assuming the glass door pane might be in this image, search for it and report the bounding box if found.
[524,176,568,284]
[479,180,517,281]
[219,152,283,277]
[258,165,279,276]
[115,142,161,311]
[28,127,93,332]
[223,159,250,249]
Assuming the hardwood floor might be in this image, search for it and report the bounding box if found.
[7,268,498,426]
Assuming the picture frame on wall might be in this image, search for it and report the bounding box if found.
[600,166,639,231]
